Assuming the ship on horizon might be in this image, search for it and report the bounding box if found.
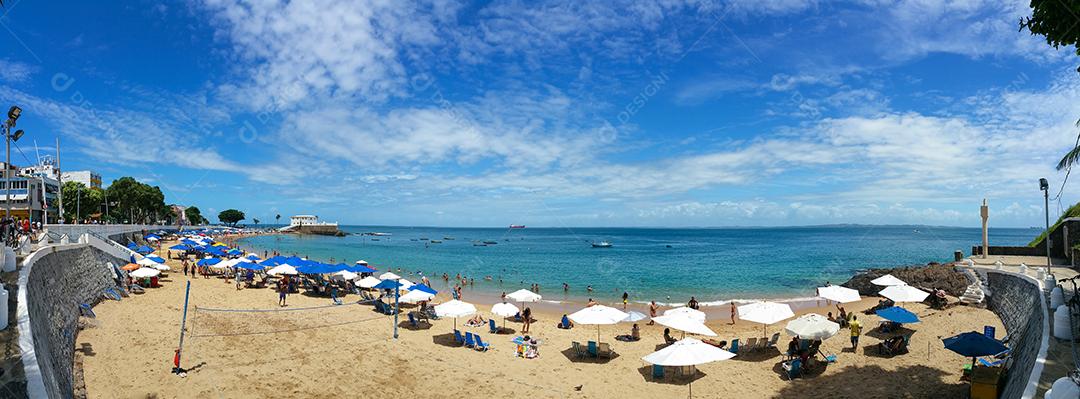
[509,224,525,229]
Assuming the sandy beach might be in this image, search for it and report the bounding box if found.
[75,240,1005,398]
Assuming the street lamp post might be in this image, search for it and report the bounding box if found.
[3,106,22,222]
[1040,178,1051,275]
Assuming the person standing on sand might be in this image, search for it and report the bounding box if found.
[278,279,288,307]
[622,292,629,309]
[522,307,532,333]
[730,304,736,325]
[849,315,862,349]
[648,301,658,325]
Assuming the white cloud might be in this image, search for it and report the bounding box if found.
[0,59,35,82]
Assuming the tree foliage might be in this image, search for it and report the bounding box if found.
[1021,1,1080,65]
[218,209,245,226]
[61,181,104,223]
[104,177,173,224]
[184,206,208,225]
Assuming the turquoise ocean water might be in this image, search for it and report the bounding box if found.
[238,225,1034,306]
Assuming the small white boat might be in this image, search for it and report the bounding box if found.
[592,241,612,248]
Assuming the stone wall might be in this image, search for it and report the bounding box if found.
[985,271,1047,399]
[21,245,124,399]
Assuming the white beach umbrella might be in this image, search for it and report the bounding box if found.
[267,265,298,276]
[642,337,735,398]
[379,272,402,280]
[356,276,382,289]
[355,259,369,265]
[491,302,520,318]
[652,314,717,337]
[879,285,930,303]
[738,302,795,334]
[817,285,862,303]
[870,274,907,286]
[435,300,477,330]
[491,302,520,331]
[784,313,840,340]
[623,311,649,323]
[399,289,435,304]
[398,278,416,289]
[568,305,629,343]
[663,306,707,323]
[330,270,358,282]
[129,267,160,278]
[506,289,542,303]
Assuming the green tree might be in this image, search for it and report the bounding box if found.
[252,218,260,225]
[218,209,245,226]
[61,182,105,223]
[275,214,281,224]
[105,177,172,223]
[184,206,208,225]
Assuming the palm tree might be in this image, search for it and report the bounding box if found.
[275,214,281,224]
[253,218,260,225]
[1055,120,1080,171]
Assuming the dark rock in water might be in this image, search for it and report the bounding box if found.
[841,263,967,298]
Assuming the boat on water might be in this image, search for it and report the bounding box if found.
[473,242,488,246]
[420,237,429,241]
[410,238,419,241]
[430,240,443,243]
[370,238,381,241]
[367,232,392,236]
[591,241,613,248]
[509,225,525,229]
[443,236,455,240]
[483,240,498,245]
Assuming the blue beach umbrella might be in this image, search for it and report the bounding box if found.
[943,331,1008,358]
[126,242,138,250]
[349,264,377,274]
[372,279,403,290]
[197,257,222,266]
[169,244,191,251]
[145,255,166,263]
[245,254,260,260]
[228,249,243,256]
[876,306,920,324]
[411,284,438,295]
[181,239,199,246]
[145,234,161,240]
[235,262,265,271]
[136,245,154,254]
[296,263,329,274]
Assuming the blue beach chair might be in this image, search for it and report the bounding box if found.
[408,313,419,328]
[729,339,739,354]
[465,332,476,348]
[785,359,802,380]
[474,334,491,351]
[652,364,664,379]
[454,329,465,345]
[489,319,498,334]
[587,341,598,357]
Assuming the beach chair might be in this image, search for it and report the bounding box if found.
[587,341,599,357]
[783,359,802,380]
[824,354,837,363]
[571,341,586,358]
[652,364,664,380]
[408,313,419,328]
[474,334,491,351]
[745,337,759,352]
[454,330,465,345]
[766,333,780,350]
[465,332,476,348]
[489,319,498,334]
[729,338,739,354]
[598,342,614,358]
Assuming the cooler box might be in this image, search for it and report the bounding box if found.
[970,366,1002,399]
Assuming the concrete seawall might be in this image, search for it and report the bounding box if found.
[984,270,1049,399]
[18,244,126,399]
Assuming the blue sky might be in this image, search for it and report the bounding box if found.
[1,0,1079,227]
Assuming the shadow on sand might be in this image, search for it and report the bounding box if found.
[773,364,964,397]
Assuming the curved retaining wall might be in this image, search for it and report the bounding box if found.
[17,244,125,399]
[984,271,1049,399]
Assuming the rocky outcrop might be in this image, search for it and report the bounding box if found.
[841,262,968,297]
